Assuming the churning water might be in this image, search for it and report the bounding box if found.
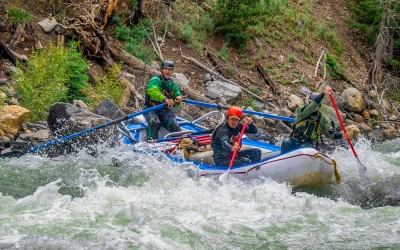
[0,138,399,250]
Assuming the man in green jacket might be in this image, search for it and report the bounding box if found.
[144,59,183,140]
[281,86,349,153]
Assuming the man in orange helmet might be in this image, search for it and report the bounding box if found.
[211,106,262,166]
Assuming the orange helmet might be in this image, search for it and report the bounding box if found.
[227,106,242,118]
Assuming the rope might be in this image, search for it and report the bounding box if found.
[313,154,342,183]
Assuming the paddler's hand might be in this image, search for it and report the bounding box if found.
[175,96,183,103]
[323,86,332,95]
[243,116,252,124]
[231,142,240,151]
[165,99,174,107]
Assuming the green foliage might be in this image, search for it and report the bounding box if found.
[314,22,344,54]
[64,41,89,103]
[212,0,285,49]
[8,8,31,24]
[388,59,400,73]
[346,0,383,46]
[234,98,257,109]
[325,53,346,79]
[218,44,230,61]
[16,44,69,121]
[88,64,125,109]
[114,19,156,63]
[171,1,214,54]
[288,54,297,63]
[110,15,123,26]
[255,48,265,60]
[249,86,261,95]
[115,25,132,41]
[130,0,137,8]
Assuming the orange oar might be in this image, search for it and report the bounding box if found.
[328,93,371,186]
[218,122,248,182]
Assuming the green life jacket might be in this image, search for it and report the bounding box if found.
[145,75,175,106]
[293,111,322,143]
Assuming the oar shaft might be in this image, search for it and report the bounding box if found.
[228,122,248,168]
[328,93,358,158]
[184,99,295,123]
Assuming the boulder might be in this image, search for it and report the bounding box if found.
[38,17,58,33]
[369,109,379,117]
[47,103,111,136]
[172,73,189,86]
[341,88,366,112]
[361,110,370,119]
[345,124,360,140]
[381,99,391,111]
[287,94,304,111]
[356,122,373,134]
[0,105,30,136]
[96,98,125,120]
[383,128,397,140]
[353,114,364,123]
[205,81,241,102]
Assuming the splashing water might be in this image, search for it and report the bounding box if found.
[0,139,399,249]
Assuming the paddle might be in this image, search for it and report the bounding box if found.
[0,103,167,158]
[218,121,248,182]
[184,99,295,123]
[328,93,371,186]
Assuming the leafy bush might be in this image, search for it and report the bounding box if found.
[16,44,69,121]
[113,19,156,64]
[87,64,125,109]
[212,0,272,49]
[8,8,31,24]
[64,41,89,103]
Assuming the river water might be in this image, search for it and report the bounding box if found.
[0,138,399,249]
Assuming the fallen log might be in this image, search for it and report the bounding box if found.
[182,54,266,103]
[0,39,17,64]
[255,61,279,95]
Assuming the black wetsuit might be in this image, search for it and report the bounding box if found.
[211,122,261,166]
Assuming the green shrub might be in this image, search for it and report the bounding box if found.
[16,44,69,121]
[218,43,230,61]
[212,0,272,49]
[288,54,297,63]
[64,41,89,103]
[88,64,125,109]
[115,25,132,41]
[8,8,31,24]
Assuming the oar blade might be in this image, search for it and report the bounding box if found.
[357,158,371,186]
[218,168,231,182]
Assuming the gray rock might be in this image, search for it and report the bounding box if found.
[205,81,241,102]
[172,73,189,86]
[38,17,58,33]
[96,98,125,120]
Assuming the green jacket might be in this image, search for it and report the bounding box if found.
[295,101,334,141]
[145,76,182,108]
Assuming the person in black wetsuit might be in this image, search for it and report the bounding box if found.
[211,106,262,166]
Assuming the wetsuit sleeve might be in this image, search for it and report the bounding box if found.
[146,77,166,103]
[242,123,257,134]
[215,127,233,151]
[295,93,324,123]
